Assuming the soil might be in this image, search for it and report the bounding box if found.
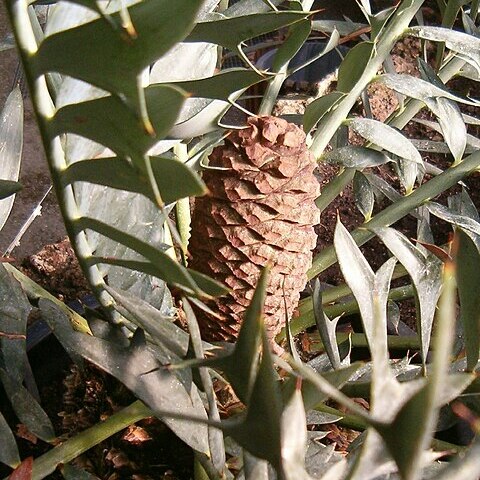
[1,2,480,479]
[58,365,194,480]
[0,358,194,480]
[21,238,90,302]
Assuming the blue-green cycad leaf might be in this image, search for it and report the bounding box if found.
[353,171,374,221]
[52,85,190,306]
[303,91,345,134]
[415,206,435,257]
[187,9,311,97]
[435,437,480,480]
[73,184,174,308]
[334,219,375,344]
[148,39,217,140]
[196,0,223,19]
[369,6,396,38]
[417,59,466,162]
[0,411,19,468]
[280,382,312,480]
[375,265,471,480]
[357,0,372,16]
[363,172,403,205]
[428,201,480,241]
[459,62,480,81]
[0,87,23,231]
[181,299,225,473]
[56,88,200,307]
[0,180,22,201]
[165,69,266,138]
[312,280,342,370]
[394,153,420,196]
[370,258,398,384]
[0,264,31,385]
[165,69,265,102]
[223,0,282,16]
[323,146,391,169]
[36,0,205,98]
[334,223,400,398]
[37,0,204,135]
[61,463,100,479]
[316,458,348,480]
[333,219,448,479]
[306,410,342,426]
[255,14,312,119]
[62,156,207,205]
[169,99,230,138]
[74,217,227,298]
[44,299,209,453]
[312,19,367,36]
[0,368,56,443]
[349,118,424,194]
[378,73,479,107]
[186,11,310,52]
[224,334,283,473]
[450,188,480,222]
[428,97,466,162]
[337,42,374,93]
[105,285,189,358]
[455,230,480,371]
[243,450,269,480]
[379,75,477,160]
[443,192,480,371]
[288,29,340,77]
[50,0,222,151]
[462,9,480,36]
[372,227,443,366]
[334,221,437,479]
[297,363,363,412]
[274,19,311,73]
[128,269,170,319]
[409,26,480,75]
[51,85,187,159]
[38,297,84,367]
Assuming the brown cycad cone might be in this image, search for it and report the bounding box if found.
[189,116,320,343]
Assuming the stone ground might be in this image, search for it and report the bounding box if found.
[0,3,65,262]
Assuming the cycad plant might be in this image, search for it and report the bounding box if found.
[1,0,480,479]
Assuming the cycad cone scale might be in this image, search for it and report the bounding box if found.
[190,116,320,343]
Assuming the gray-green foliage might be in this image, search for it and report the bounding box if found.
[2,0,480,479]
[0,87,23,231]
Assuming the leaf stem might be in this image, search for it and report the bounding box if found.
[316,168,355,213]
[306,332,422,353]
[3,263,91,334]
[183,299,226,475]
[257,68,287,116]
